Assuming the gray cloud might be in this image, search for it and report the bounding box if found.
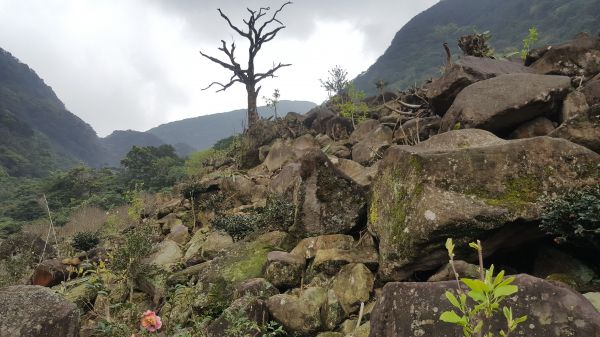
[0,0,437,136]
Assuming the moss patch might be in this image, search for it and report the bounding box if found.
[467,174,543,211]
[220,242,272,283]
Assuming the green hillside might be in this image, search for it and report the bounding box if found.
[354,0,600,93]
[0,48,107,176]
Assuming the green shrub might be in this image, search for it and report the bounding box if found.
[540,185,600,249]
[212,198,294,241]
[71,231,100,251]
[333,83,369,128]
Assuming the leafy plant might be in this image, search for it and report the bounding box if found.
[520,27,539,60]
[540,184,600,249]
[263,88,281,118]
[224,307,286,337]
[71,231,100,251]
[333,83,369,128]
[320,65,349,98]
[439,239,527,337]
[111,224,155,302]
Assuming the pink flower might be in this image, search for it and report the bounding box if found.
[140,310,162,332]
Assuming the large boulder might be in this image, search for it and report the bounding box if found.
[369,130,600,281]
[426,56,533,115]
[369,274,600,337]
[290,234,356,259]
[329,157,378,187]
[264,135,320,172]
[440,74,571,134]
[272,150,367,238]
[331,263,374,315]
[184,229,234,264]
[508,117,555,139]
[529,33,600,78]
[267,287,328,334]
[0,285,80,337]
[144,239,182,269]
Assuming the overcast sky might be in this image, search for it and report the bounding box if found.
[0,1,438,136]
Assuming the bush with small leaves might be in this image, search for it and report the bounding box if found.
[71,231,100,251]
[540,184,600,250]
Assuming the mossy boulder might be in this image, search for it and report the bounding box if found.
[272,150,367,237]
[267,287,328,334]
[369,130,600,280]
[332,263,374,315]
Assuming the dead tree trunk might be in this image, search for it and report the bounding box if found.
[200,2,292,127]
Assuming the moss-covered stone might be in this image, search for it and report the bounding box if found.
[369,131,600,281]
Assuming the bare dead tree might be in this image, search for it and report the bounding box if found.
[200,2,293,127]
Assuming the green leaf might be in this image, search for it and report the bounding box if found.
[440,311,464,324]
[468,290,486,302]
[469,242,480,251]
[494,284,518,298]
[462,278,485,292]
[445,291,462,309]
[445,238,455,256]
[503,306,512,320]
[515,315,528,324]
[494,270,506,286]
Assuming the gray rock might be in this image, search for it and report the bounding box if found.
[530,33,600,78]
[0,285,80,337]
[264,251,306,289]
[440,74,571,134]
[369,274,600,337]
[426,56,533,115]
[509,117,555,139]
[369,130,600,281]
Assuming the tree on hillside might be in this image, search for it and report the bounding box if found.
[200,2,292,127]
[120,145,184,191]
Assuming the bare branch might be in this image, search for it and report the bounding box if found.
[202,78,242,92]
[258,1,292,36]
[199,50,237,72]
[217,8,250,38]
[255,62,292,83]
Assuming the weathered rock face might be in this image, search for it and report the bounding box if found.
[426,56,533,115]
[264,251,306,289]
[369,130,600,281]
[329,157,377,187]
[351,125,392,165]
[290,234,356,259]
[369,274,600,337]
[550,105,600,153]
[206,297,269,337]
[184,229,234,264]
[0,285,80,337]
[509,117,555,139]
[145,239,182,269]
[267,287,328,334]
[304,106,354,140]
[529,33,600,78]
[440,74,571,134]
[274,150,367,238]
[332,263,374,315]
[264,135,320,172]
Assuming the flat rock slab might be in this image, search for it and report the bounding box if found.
[369,274,600,337]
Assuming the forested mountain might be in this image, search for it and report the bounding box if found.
[147,101,317,150]
[354,0,600,93]
[0,48,107,176]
